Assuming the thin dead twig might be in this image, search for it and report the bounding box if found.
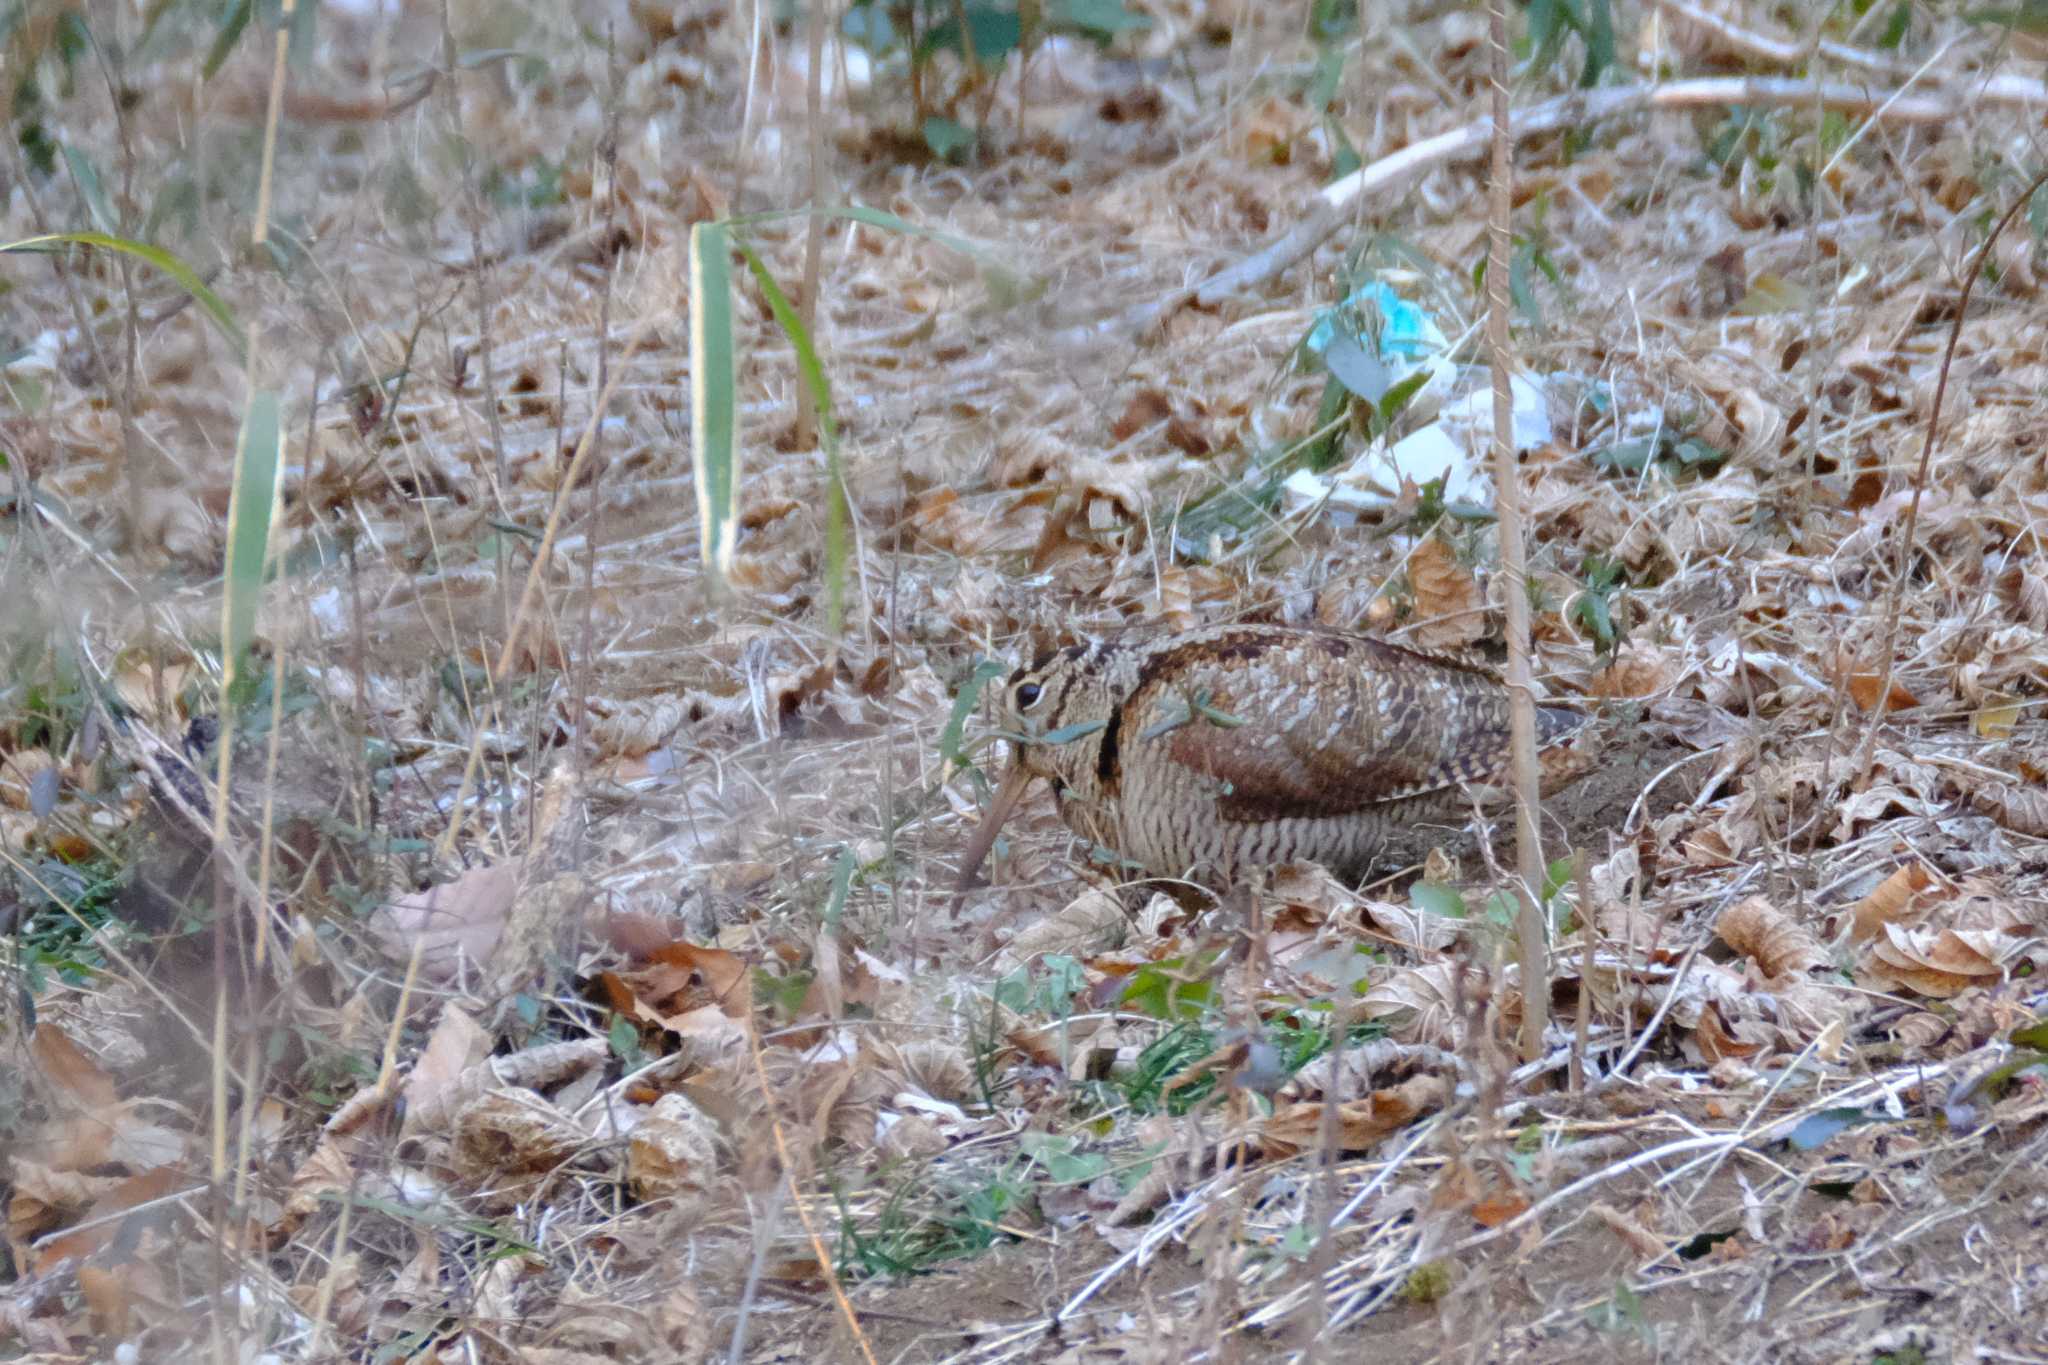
[1850,167,2048,787]
[1119,75,2048,340]
[435,324,655,860]
[739,991,878,1365]
[1652,0,2048,111]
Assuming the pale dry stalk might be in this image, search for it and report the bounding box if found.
[1485,0,1547,1064]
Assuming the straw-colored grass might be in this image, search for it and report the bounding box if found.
[3,2,2046,1361]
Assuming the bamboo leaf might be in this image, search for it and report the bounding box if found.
[734,240,848,639]
[0,232,242,359]
[222,389,281,696]
[822,845,858,930]
[202,0,253,79]
[688,222,737,588]
[59,147,116,235]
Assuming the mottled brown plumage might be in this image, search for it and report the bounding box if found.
[958,624,1589,889]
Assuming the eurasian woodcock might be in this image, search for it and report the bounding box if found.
[957,624,1589,890]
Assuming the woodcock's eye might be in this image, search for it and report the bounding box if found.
[1014,682,1044,710]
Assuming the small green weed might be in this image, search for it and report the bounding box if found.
[1470,204,1569,329]
[1412,854,1581,938]
[843,1,1152,160]
[1525,0,1616,88]
[1568,553,1628,658]
[835,1161,1034,1276]
[1586,428,1728,483]
[8,852,124,988]
[1585,1276,1655,1346]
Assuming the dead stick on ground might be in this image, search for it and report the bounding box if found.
[1651,0,2048,107]
[1115,74,2048,340]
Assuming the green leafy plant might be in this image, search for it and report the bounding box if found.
[1526,0,1616,88]
[1118,955,1221,1023]
[1411,881,1469,920]
[1265,1004,1362,1072]
[1118,1022,1219,1113]
[1587,428,1728,481]
[1584,1276,1655,1345]
[688,207,1027,637]
[606,1012,648,1069]
[1699,102,1837,211]
[1303,0,1361,181]
[0,233,243,358]
[1568,553,1628,656]
[1169,249,1459,560]
[1703,106,1783,177]
[8,853,124,991]
[992,953,1087,1017]
[1864,0,1914,50]
[844,0,1152,159]
[482,157,566,210]
[1414,854,1580,936]
[1017,1131,1108,1186]
[1471,197,1569,329]
[7,9,90,178]
[186,0,318,80]
[834,1161,1033,1276]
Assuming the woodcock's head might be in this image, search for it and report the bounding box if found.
[955,643,1124,890]
[994,644,1127,784]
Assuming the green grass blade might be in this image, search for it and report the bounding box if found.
[0,231,243,359]
[202,0,253,78]
[826,204,1034,306]
[689,222,738,588]
[734,239,848,639]
[822,845,857,931]
[222,389,281,696]
[721,204,1034,308]
[59,148,116,235]
[940,659,1010,769]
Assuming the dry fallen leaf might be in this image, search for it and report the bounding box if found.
[26,1166,184,1274]
[0,748,56,811]
[1404,537,1486,651]
[1717,896,1827,979]
[1834,651,1918,713]
[1258,1074,1449,1158]
[401,1004,495,1136]
[1358,961,1466,1049]
[1583,651,1668,699]
[1850,860,1943,942]
[450,1087,587,1206]
[1971,694,2023,739]
[1000,887,1128,966]
[1968,778,2048,836]
[369,859,524,986]
[1860,924,2016,998]
[626,1093,722,1208]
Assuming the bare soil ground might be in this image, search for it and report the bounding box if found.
[3,1,2048,1361]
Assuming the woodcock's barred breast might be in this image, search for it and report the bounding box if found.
[958,624,1590,889]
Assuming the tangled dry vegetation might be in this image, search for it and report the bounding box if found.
[4,0,2048,1360]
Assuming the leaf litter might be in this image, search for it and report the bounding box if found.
[2,1,2048,1361]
